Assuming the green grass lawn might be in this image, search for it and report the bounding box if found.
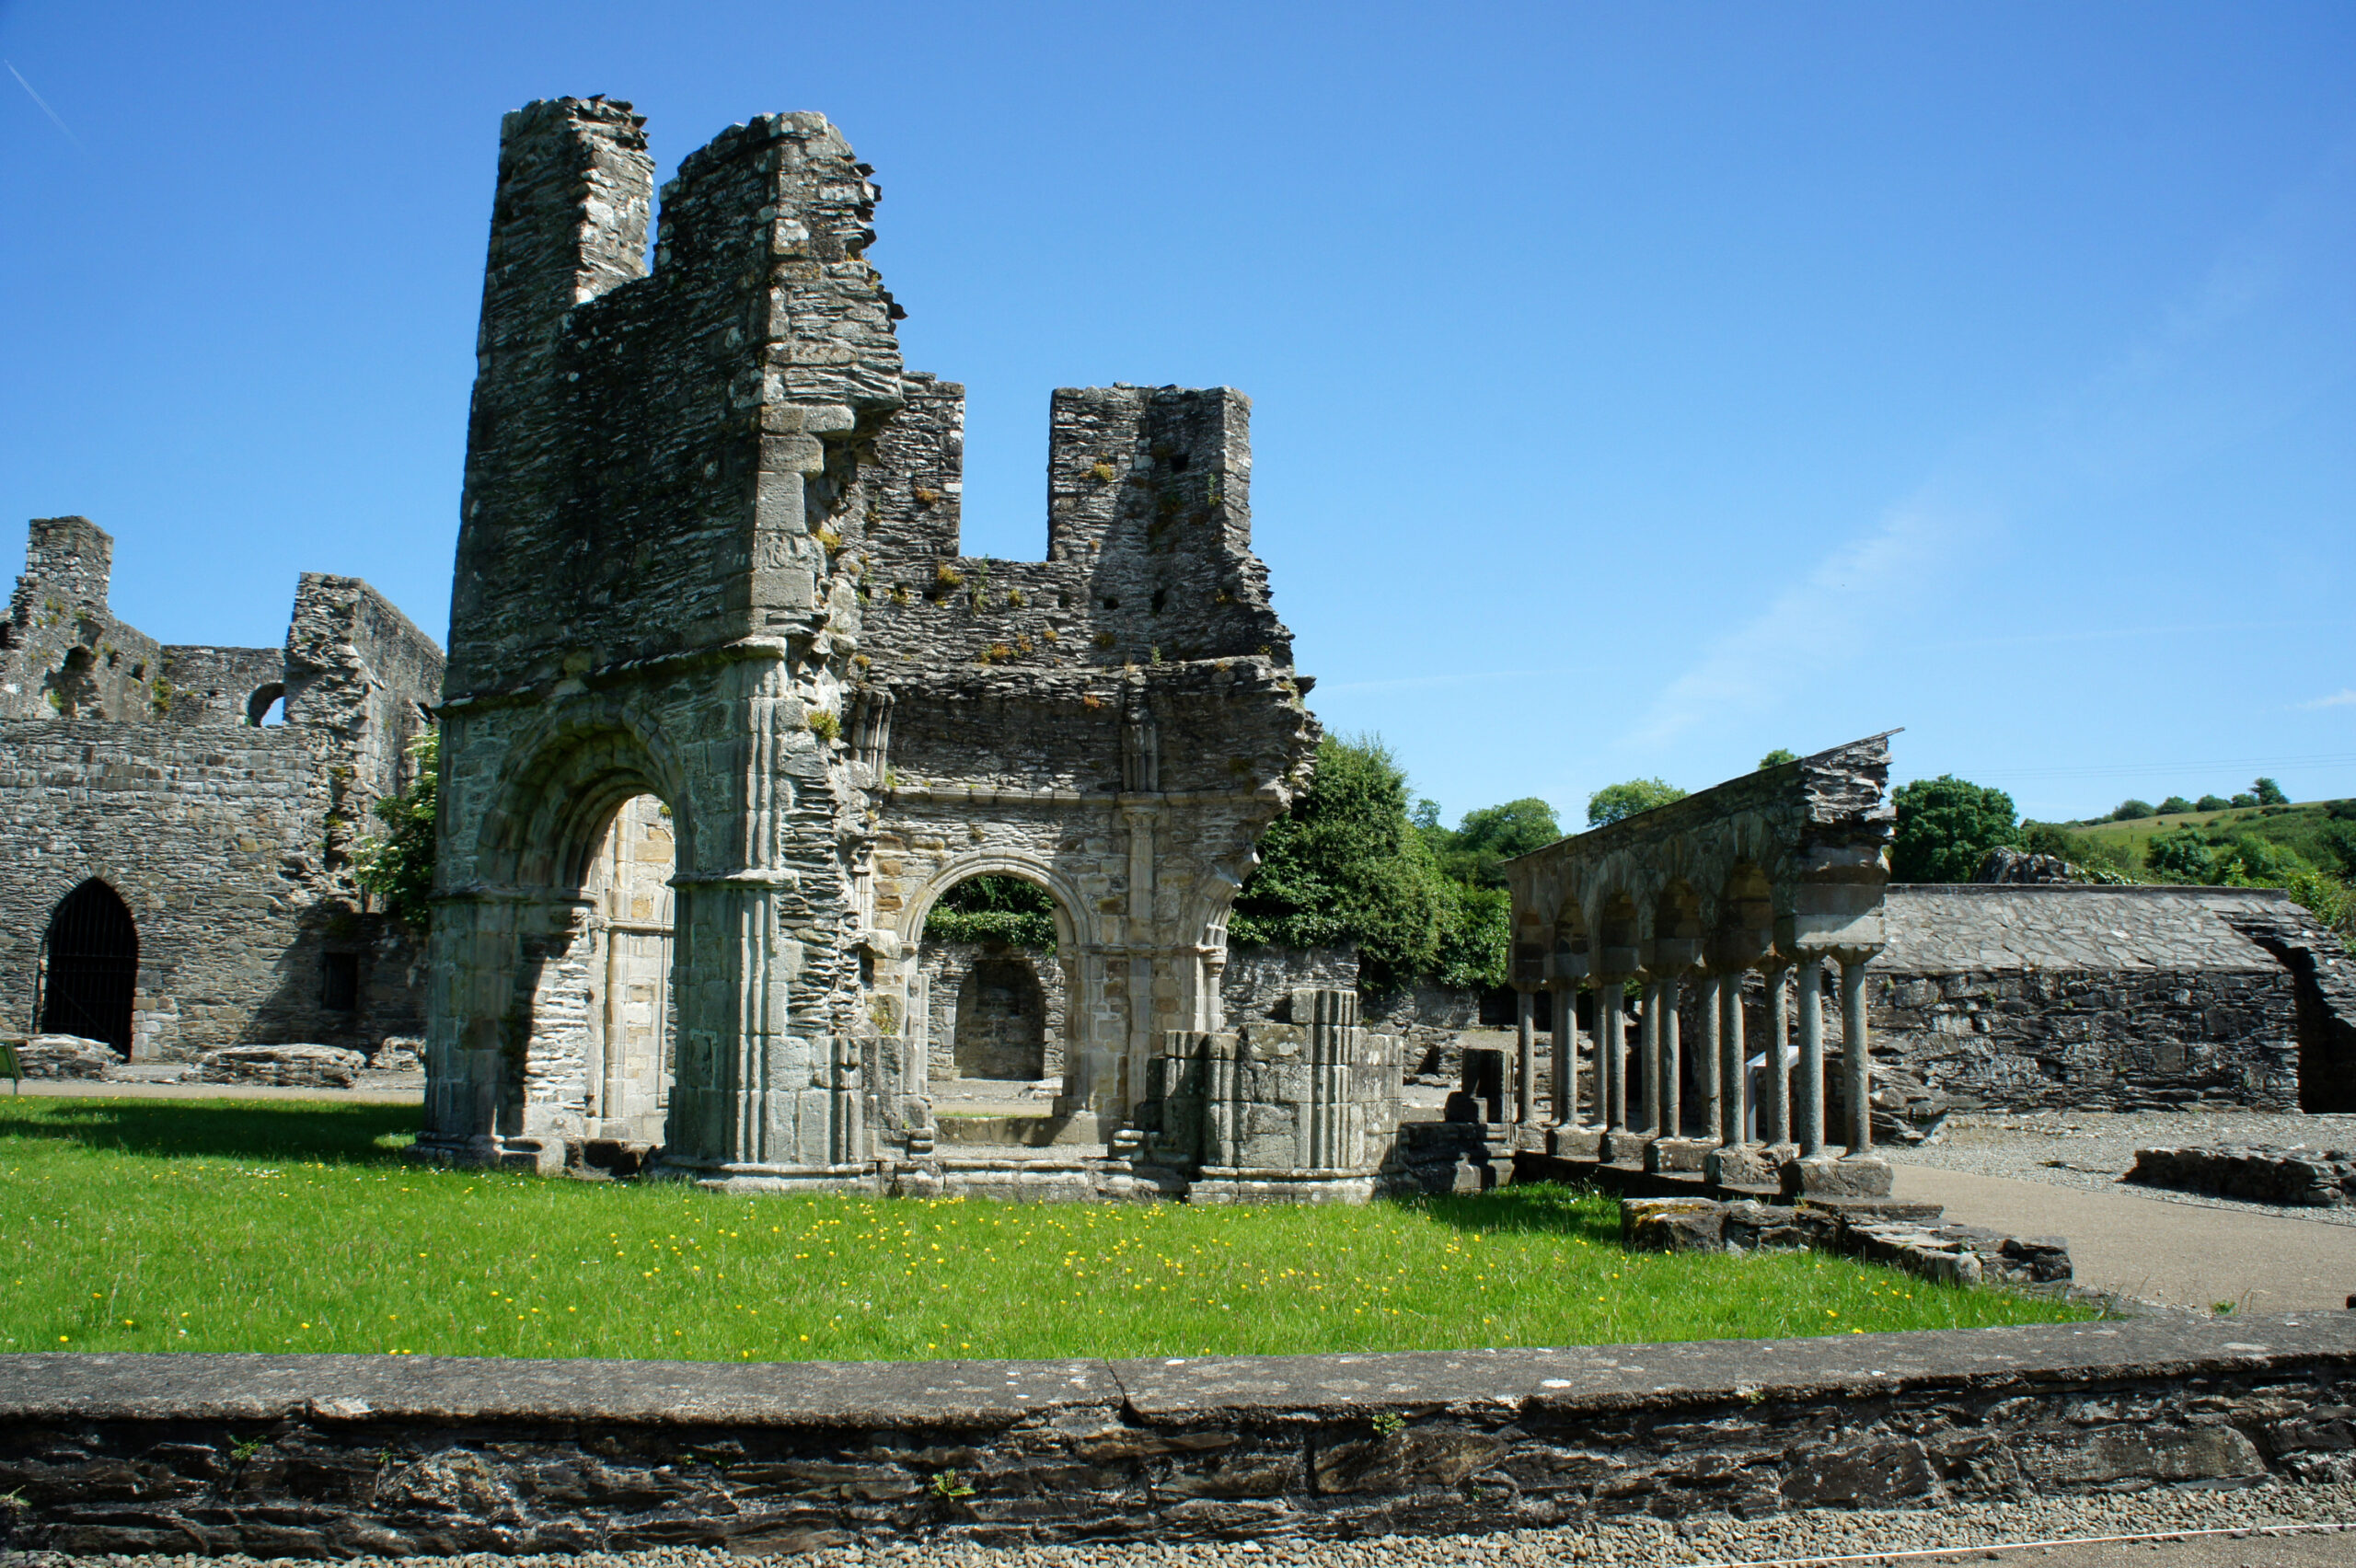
[0,1098,2094,1363]
[2073,799,2350,868]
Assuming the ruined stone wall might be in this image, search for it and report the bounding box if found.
[1218,943,1359,1026]
[0,720,410,1055]
[1873,885,2315,1113]
[0,517,444,1060]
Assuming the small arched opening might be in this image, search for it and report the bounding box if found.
[246,684,286,727]
[917,871,1072,1090]
[40,879,138,1054]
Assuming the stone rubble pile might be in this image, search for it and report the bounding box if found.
[1621,1193,2073,1286]
[2127,1143,2356,1207]
[195,1043,366,1090]
[9,1033,117,1079]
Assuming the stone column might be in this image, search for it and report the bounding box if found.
[1694,973,1722,1142]
[1549,983,1578,1125]
[1793,954,1826,1159]
[1597,982,1625,1131]
[1636,979,1661,1135]
[1514,987,1537,1125]
[1657,975,1682,1139]
[1841,951,1874,1155]
[1757,963,1790,1147]
[1716,972,1745,1147]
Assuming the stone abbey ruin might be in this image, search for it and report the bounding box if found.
[5,98,2352,1203]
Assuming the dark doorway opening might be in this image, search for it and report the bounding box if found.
[40,879,138,1053]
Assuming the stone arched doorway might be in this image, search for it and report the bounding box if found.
[40,878,137,1054]
[580,793,676,1142]
[915,871,1072,1089]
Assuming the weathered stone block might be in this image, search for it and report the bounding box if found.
[1781,1154,1894,1199]
[1621,1197,1726,1253]
[16,1033,115,1079]
[197,1043,365,1089]
[1644,1136,1714,1174]
[1705,1144,1781,1190]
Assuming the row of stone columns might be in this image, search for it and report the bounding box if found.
[1509,950,1878,1159]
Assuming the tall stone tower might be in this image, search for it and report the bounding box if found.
[419,99,903,1180]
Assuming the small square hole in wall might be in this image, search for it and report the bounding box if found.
[321,951,359,1012]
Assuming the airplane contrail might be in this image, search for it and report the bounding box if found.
[6,61,88,153]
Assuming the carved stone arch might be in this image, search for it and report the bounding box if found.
[473,710,696,894]
[895,851,1091,952]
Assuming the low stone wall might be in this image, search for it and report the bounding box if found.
[2127,1145,2356,1208]
[6,1318,2355,1553]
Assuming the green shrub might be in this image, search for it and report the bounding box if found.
[924,874,1058,947]
[1891,776,2018,882]
[1758,748,1799,769]
[2144,826,2214,882]
[2110,799,2155,822]
[2156,796,2195,816]
[352,730,439,929]
[2196,794,2231,813]
[2254,777,2289,807]
[2017,821,2133,882]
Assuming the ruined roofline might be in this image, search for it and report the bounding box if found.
[1501,730,1902,870]
[289,572,446,663]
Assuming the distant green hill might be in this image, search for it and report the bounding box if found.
[2066,799,2356,878]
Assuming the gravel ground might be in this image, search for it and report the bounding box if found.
[17,1483,2356,1567]
[1882,1110,2356,1228]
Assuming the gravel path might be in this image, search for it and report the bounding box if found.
[19,1482,2356,1567]
[1883,1110,2356,1228]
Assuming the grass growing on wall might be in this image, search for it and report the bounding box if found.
[0,1099,2094,1363]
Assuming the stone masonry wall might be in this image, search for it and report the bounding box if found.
[1873,885,2328,1113]
[6,1317,2355,1553]
[917,938,1068,1081]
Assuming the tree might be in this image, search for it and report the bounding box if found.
[1441,796,1561,886]
[2254,777,2290,807]
[1890,775,2019,882]
[1230,734,1452,991]
[2110,799,2155,823]
[2157,796,2195,817]
[1587,778,1686,827]
[1758,748,1799,769]
[352,729,439,929]
[2195,794,2230,813]
[2231,793,2258,809]
[2143,826,2214,883]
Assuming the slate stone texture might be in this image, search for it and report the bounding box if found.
[6,1316,2354,1553]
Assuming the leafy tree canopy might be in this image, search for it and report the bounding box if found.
[1230,734,1453,992]
[1587,778,1687,827]
[2110,799,2155,823]
[1890,775,2018,882]
[1758,748,1799,769]
[352,730,439,929]
[1438,796,1562,886]
[2195,794,2231,813]
[2254,777,2290,807]
[2157,796,2195,816]
[2232,793,2258,808]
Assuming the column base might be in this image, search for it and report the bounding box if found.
[1780,1154,1895,1200]
[1643,1137,1715,1175]
[404,1132,558,1173]
[1602,1130,1652,1164]
[1704,1144,1781,1190]
[1549,1124,1604,1159]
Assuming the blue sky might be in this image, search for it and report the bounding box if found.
[2,2,2350,825]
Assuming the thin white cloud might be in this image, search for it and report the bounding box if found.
[1619,501,1970,751]
[2299,688,2356,710]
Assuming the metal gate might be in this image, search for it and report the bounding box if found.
[40,879,138,1053]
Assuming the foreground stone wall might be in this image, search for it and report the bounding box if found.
[6,1317,2353,1553]
[1874,885,2351,1113]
